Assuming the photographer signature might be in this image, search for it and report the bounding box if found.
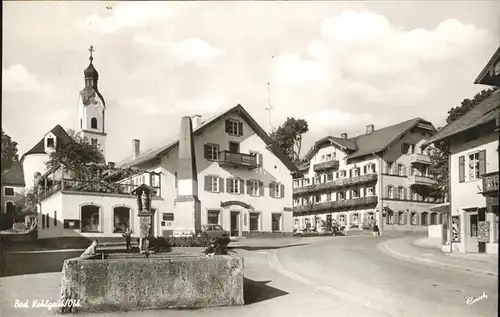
[466,292,487,305]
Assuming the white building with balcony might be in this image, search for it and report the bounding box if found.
[293,119,446,233]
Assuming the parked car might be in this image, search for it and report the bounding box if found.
[199,224,230,245]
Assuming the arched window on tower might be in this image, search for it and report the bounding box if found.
[91,118,98,129]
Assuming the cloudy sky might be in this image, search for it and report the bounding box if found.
[3,1,499,163]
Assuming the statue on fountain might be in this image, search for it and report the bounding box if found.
[131,184,157,255]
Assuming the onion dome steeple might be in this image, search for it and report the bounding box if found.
[84,45,99,89]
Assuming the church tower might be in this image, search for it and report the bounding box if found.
[76,46,107,160]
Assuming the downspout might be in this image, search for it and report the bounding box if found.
[448,148,453,253]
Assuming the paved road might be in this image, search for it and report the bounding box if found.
[276,235,497,317]
[0,234,497,317]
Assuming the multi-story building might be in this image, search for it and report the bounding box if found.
[293,119,445,233]
[33,49,298,242]
[0,163,25,229]
[424,46,499,254]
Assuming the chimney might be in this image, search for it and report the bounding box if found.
[366,124,375,135]
[133,139,140,159]
[341,133,348,140]
[191,114,202,130]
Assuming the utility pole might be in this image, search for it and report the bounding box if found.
[265,82,273,133]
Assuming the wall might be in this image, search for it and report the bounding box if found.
[22,153,49,190]
[1,185,25,214]
[38,191,169,239]
[428,224,444,239]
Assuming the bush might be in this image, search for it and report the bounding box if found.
[150,234,213,250]
[12,223,28,232]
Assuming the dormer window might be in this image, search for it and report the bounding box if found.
[225,119,243,136]
[47,138,55,148]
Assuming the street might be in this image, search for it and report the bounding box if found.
[0,233,497,317]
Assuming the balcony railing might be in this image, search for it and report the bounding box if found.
[409,153,431,165]
[294,173,378,195]
[482,171,499,196]
[313,160,340,173]
[293,196,378,213]
[408,175,437,186]
[218,151,258,169]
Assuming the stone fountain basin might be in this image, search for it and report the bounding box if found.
[60,253,244,313]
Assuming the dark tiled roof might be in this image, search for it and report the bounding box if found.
[118,104,300,174]
[424,89,500,145]
[346,118,434,159]
[474,46,500,85]
[21,125,71,159]
[1,163,25,186]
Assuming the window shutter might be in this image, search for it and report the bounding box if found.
[259,181,264,196]
[384,162,389,174]
[349,169,352,178]
[363,187,366,197]
[478,150,486,176]
[458,156,465,183]
[269,182,274,198]
[372,164,376,173]
[238,122,243,136]
[246,180,251,195]
[258,153,263,167]
[226,178,231,192]
[219,178,224,193]
[363,165,367,174]
[225,120,230,133]
[386,186,391,198]
[401,166,406,176]
[204,176,211,192]
[401,144,405,154]
[204,144,208,159]
[408,188,412,200]
[335,213,340,222]
[239,179,244,194]
[280,184,285,198]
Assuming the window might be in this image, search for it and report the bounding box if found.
[54,211,57,226]
[113,207,130,233]
[340,214,346,223]
[339,170,346,178]
[366,187,375,196]
[272,213,281,231]
[174,172,178,188]
[81,205,100,233]
[352,168,360,177]
[321,155,326,162]
[314,194,321,203]
[338,191,346,200]
[163,213,175,221]
[387,185,393,199]
[313,176,320,184]
[398,164,405,176]
[205,144,219,160]
[42,213,45,229]
[326,154,331,161]
[305,217,311,228]
[205,176,220,193]
[47,138,55,148]
[468,152,480,181]
[327,173,333,182]
[250,213,260,231]
[315,217,321,227]
[248,180,260,196]
[207,210,219,224]
[227,178,242,194]
[151,173,161,196]
[294,218,299,227]
[3,187,14,196]
[326,193,332,201]
[46,214,49,228]
[293,198,300,206]
[352,189,360,199]
[91,118,98,129]
[91,138,98,147]
[226,119,242,136]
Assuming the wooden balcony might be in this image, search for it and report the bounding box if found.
[482,171,499,196]
[218,151,258,169]
[409,153,431,165]
[313,160,340,173]
[293,173,378,196]
[408,175,437,186]
[293,196,378,214]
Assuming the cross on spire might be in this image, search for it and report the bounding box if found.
[89,45,95,62]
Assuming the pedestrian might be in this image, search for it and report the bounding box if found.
[122,226,132,252]
[80,240,98,257]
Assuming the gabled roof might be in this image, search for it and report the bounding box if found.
[346,118,436,159]
[304,136,357,161]
[474,46,500,86]
[1,163,25,186]
[118,104,300,174]
[423,89,499,146]
[20,125,71,161]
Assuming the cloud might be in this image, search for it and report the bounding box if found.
[135,36,226,66]
[80,2,186,34]
[2,64,41,92]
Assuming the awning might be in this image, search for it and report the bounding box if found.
[429,202,450,213]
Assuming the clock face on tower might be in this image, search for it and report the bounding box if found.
[90,97,102,108]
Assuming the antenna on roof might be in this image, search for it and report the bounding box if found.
[266,55,276,134]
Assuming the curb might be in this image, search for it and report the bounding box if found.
[379,239,498,277]
[267,240,395,317]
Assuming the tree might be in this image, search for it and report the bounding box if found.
[1,130,19,173]
[446,87,498,124]
[270,117,309,162]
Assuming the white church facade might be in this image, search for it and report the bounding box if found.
[29,50,297,242]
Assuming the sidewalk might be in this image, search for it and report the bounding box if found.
[380,237,498,276]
